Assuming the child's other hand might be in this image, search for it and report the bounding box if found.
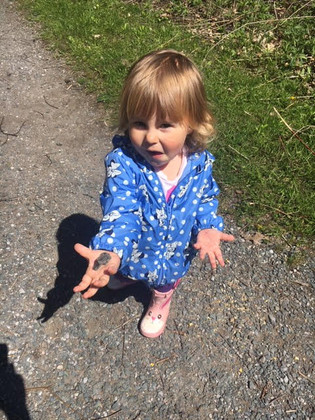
[194,229,235,270]
[73,244,121,299]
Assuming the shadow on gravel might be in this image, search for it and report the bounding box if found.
[0,343,31,420]
[92,281,151,312]
[37,213,151,323]
[37,213,99,322]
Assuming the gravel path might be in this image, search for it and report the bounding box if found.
[0,2,314,419]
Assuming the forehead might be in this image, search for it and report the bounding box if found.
[126,96,184,124]
[129,114,175,124]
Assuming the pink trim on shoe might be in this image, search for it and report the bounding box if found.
[140,288,174,338]
[173,278,182,289]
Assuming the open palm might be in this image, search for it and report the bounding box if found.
[73,243,121,298]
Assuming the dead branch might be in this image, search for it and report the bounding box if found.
[273,107,315,156]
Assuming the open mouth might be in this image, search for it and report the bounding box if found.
[147,150,164,158]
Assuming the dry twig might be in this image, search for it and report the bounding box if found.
[44,153,53,165]
[206,14,314,52]
[44,95,59,109]
[155,353,178,365]
[259,382,270,400]
[26,385,80,415]
[90,409,123,419]
[227,144,249,161]
[0,116,26,137]
[291,280,311,288]
[298,371,315,384]
[273,107,315,156]
[102,315,138,338]
[0,137,8,146]
[249,201,293,218]
[173,319,184,350]
[121,324,126,366]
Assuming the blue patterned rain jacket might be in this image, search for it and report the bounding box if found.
[91,135,224,287]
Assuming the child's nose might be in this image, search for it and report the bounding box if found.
[146,129,158,143]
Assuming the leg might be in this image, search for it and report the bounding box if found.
[139,279,181,338]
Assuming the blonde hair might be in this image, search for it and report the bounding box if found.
[118,49,215,153]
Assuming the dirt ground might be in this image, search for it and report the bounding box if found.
[0,1,314,419]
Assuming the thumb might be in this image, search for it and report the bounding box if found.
[74,243,91,259]
[221,233,235,242]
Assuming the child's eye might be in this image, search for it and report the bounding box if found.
[160,123,173,129]
[132,121,146,129]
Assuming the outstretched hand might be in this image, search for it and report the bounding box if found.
[194,229,235,270]
[73,243,121,299]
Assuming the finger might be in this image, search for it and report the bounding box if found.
[207,252,217,270]
[221,233,235,242]
[198,247,206,260]
[93,275,110,287]
[214,250,225,267]
[78,275,109,298]
[82,285,99,299]
[85,274,110,296]
[73,273,92,293]
[74,243,91,259]
[91,274,109,288]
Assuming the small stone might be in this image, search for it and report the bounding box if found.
[248,380,255,390]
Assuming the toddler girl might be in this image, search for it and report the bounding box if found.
[73,49,234,338]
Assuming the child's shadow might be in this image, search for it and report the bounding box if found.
[37,213,150,323]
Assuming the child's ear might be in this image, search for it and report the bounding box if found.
[183,119,193,134]
[187,126,193,134]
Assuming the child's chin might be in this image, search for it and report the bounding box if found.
[150,159,167,168]
[152,164,168,172]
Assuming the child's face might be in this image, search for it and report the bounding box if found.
[128,115,191,171]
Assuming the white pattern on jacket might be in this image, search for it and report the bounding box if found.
[91,135,224,287]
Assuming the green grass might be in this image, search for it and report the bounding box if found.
[17,0,314,246]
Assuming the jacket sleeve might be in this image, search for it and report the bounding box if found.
[90,150,142,268]
[192,154,224,236]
